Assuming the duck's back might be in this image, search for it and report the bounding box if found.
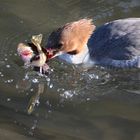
[88,18,140,68]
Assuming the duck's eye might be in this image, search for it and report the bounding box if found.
[57,43,63,49]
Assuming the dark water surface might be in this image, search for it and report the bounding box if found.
[0,0,140,140]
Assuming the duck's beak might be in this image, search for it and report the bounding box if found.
[46,49,54,59]
[46,48,63,59]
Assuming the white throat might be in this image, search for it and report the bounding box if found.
[58,45,94,67]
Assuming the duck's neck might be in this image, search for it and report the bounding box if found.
[58,45,94,66]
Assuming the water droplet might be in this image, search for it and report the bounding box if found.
[7,79,14,83]
[88,73,99,79]
[86,98,90,101]
[61,90,74,99]
[30,88,34,92]
[49,84,53,88]
[32,78,39,83]
[57,88,65,92]
[48,110,52,113]
[24,74,29,80]
[6,65,10,68]
[7,98,11,102]
[46,78,50,82]
[57,88,61,92]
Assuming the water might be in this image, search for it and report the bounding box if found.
[0,0,140,140]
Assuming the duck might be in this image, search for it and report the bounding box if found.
[45,18,140,69]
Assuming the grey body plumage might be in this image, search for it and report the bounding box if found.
[88,18,140,68]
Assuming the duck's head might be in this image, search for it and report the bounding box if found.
[46,19,95,58]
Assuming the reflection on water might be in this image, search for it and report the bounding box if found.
[27,82,45,114]
[0,0,140,140]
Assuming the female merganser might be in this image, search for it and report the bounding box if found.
[46,18,140,69]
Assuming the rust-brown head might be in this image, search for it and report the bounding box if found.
[46,18,96,58]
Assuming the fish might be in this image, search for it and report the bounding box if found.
[17,34,50,74]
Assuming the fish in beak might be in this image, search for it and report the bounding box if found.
[17,34,49,74]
